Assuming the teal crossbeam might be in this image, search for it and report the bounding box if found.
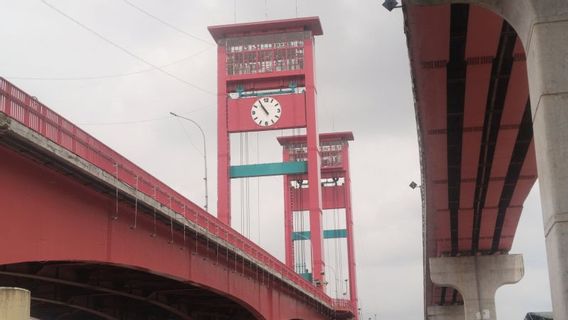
[292,229,348,241]
[238,88,295,98]
[324,229,347,239]
[299,272,313,282]
[292,231,311,241]
[236,82,297,98]
[230,161,307,178]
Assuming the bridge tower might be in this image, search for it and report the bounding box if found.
[208,18,327,287]
[278,132,359,308]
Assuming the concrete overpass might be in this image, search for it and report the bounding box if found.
[403,0,568,319]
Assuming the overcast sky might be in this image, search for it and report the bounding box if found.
[0,0,552,318]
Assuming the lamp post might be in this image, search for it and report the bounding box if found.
[170,112,208,212]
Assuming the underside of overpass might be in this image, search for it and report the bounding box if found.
[403,2,537,307]
[0,262,255,320]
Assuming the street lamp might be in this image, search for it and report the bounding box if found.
[170,112,209,212]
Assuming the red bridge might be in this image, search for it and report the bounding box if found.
[0,76,354,319]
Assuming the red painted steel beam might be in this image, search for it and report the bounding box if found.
[0,271,192,319]
[216,41,231,225]
[303,35,326,290]
[283,147,295,269]
[457,5,502,253]
[208,17,323,42]
[342,138,359,312]
[31,297,120,320]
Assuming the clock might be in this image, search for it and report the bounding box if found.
[251,96,281,127]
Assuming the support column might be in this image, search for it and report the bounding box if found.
[429,254,524,320]
[427,305,464,320]
[216,44,230,226]
[523,9,568,319]
[304,36,325,288]
[284,176,295,269]
[0,288,30,320]
[343,143,358,310]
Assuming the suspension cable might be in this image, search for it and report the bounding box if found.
[239,133,244,235]
[256,132,261,244]
[245,132,251,238]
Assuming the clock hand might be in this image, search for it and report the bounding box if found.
[258,101,269,115]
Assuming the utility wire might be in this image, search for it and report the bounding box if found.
[121,0,214,46]
[78,116,168,126]
[6,46,212,81]
[173,117,203,156]
[40,0,215,95]
[78,104,211,126]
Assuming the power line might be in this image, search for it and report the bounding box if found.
[78,116,168,126]
[77,104,212,126]
[172,117,203,156]
[40,0,215,95]
[121,0,214,46]
[5,46,212,81]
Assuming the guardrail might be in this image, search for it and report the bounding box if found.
[0,77,355,314]
[331,298,354,312]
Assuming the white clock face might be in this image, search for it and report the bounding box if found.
[251,96,281,127]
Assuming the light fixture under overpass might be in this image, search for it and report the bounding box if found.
[382,0,401,11]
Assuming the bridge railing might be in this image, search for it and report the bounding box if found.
[0,77,355,314]
[331,298,353,310]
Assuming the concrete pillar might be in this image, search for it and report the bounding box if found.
[0,287,30,320]
[523,7,568,320]
[429,255,523,320]
[427,305,465,320]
